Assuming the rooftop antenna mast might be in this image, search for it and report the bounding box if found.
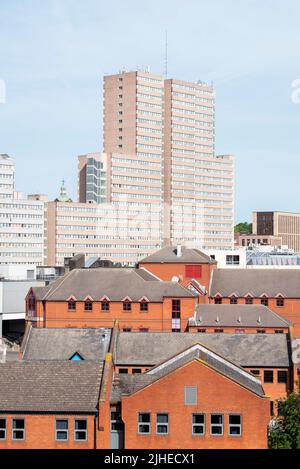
[164,30,168,78]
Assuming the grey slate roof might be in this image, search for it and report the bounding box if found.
[210,268,300,298]
[32,268,196,302]
[139,246,216,264]
[23,328,112,361]
[0,361,102,412]
[111,344,265,401]
[190,304,291,328]
[114,332,291,367]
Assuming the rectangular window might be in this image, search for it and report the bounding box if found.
[230,297,238,304]
[118,368,128,374]
[156,413,168,434]
[0,419,6,440]
[172,299,181,318]
[229,415,242,436]
[84,301,93,311]
[261,298,269,306]
[185,265,202,278]
[140,302,148,312]
[250,370,260,376]
[56,420,68,441]
[74,419,87,441]
[184,386,197,405]
[192,414,205,435]
[214,298,222,304]
[226,255,240,265]
[132,368,142,374]
[257,329,266,334]
[197,328,206,333]
[210,414,223,435]
[138,413,151,434]
[12,419,25,440]
[101,301,110,311]
[278,370,288,383]
[275,330,284,334]
[264,370,274,383]
[276,298,284,307]
[214,328,224,333]
[111,411,124,432]
[68,300,76,311]
[245,297,253,304]
[139,327,149,332]
[123,301,132,311]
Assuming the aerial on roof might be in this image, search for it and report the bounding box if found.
[210,268,300,297]
[114,331,291,368]
[189,304,291,328]
[31,268,197,302]
[0,361,103,412]
[111,343,265,402]
[139,245,216,264]
[22,327,112,361]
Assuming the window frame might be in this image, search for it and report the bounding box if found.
[74,419,88,442]
[0,418,6,441]
[192,413,205,436]
[278,370,288,384]
[228,414,242,437]
[264,370,274,383]
[138,412,151,435]
[123,301,132,312]
[68,300,76,311]
[84,300,93,312]
[184,386,197,405]
[276,297,285,307]
[12,418,25,441]
[210,414,223,436]
[55,419,69,442]
[139,301,149,312]
[156,413,169,435]
[101,301,110,312]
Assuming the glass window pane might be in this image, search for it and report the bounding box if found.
[157,414,168,423]
[56,420,68,430]
[75,420,87,430]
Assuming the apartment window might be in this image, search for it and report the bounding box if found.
[68,300,76,311]
[192,414,205,435]
[276,298,285,307]
[101,301,110,311]
[119,368,128,374]
[12,419,25,440]
[275,329,284,334]
[226,255,240,265]
[140,301,148,312]
[257,329,266,334]
[132,368,142,374]
[278,370,288,383]
[138,413,151,434]
[156,414,168,434]
[185,265,202,278]
[197,328,206,333]
[229,415,242,436]
[84,300,93,311]
[123,301,132,312]
[0,419,6,440]
[172,299,181,318]
[56,420,68,441]
[214,328,224,333]
[245,296,253,305]
[74,419,87,441]
[210,415,223,435]
[264,370,274,383]
[261,297,269,306]
[230,296,238,304]
[184,386,197,405]
[214,297,222,304]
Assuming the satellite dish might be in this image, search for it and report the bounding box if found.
[171,276,179,282]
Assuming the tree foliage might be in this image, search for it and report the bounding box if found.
[269,390,300,449]
[234,222,252,234]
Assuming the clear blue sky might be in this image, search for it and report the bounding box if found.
[1,0,300,221]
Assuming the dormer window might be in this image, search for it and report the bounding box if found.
[140,301,148,312]
[68,299,76,311]
[230,295,238,305]
[245,296,253,305]
[101,301,110,311]
[84,300,93,311]
[260,296,269,306]
[276,297,284,307]
[123,300,132,312]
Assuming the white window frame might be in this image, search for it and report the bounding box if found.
[210,414,223,436]
[55,419,68,442]
[0,418,6,440]
[156,413,169,435]
[12,418,25,441]
[192,413,205,436]
[228,414,242,436]
[74,419,88,442]
[138,412,151,434]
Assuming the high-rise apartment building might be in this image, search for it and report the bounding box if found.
[101,70,234,250]
[253,211,300,252]
[0,155,46,265]
[78,152,107,204]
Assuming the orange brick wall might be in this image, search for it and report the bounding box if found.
[29,297,197,332]
[121,360,270,449]
[0,414,96,449]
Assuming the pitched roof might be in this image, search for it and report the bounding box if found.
[111,343,265,402]
[0,361,102,412]
[189,304,291,328]
[31,268,196,302]
[210,268,300,298]
[139,246,216,264]
[114,331,291,367]
[22,328,112,361]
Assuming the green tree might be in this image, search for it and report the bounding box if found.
[269,390,300,449]
[234,222,252,234]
